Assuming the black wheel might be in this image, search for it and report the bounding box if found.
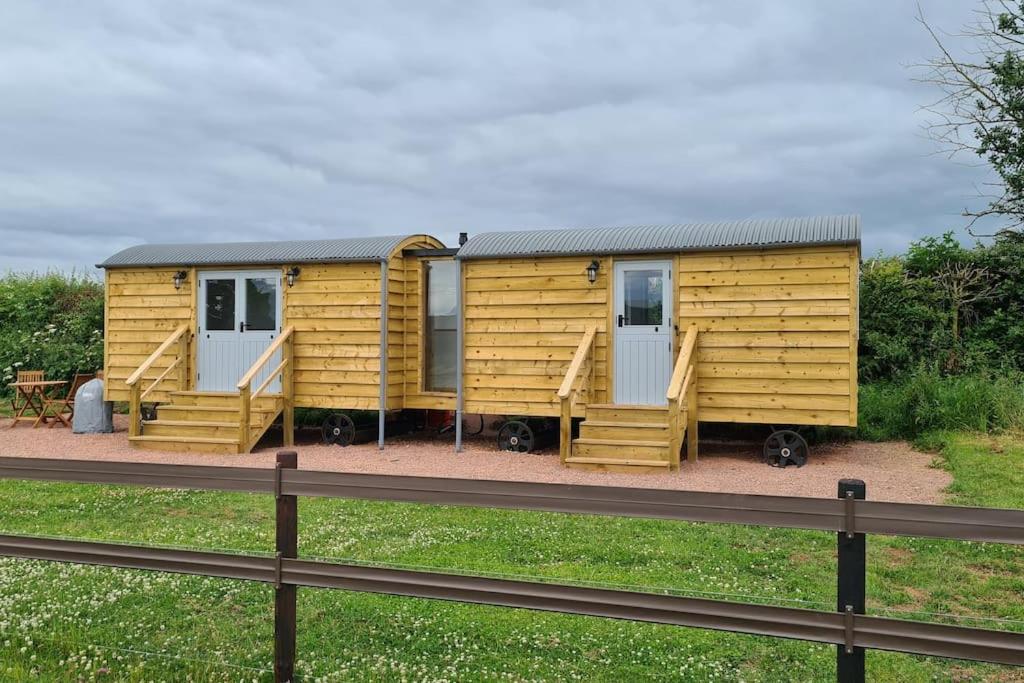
[764,429,809,468]
[322,413,356,447]
[497,420,535,453]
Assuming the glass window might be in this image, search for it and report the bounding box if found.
[424,260,457,392]
[205,279,235,331]
[623,269,664,326]
[245,277,277,331]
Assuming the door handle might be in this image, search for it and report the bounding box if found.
[617,314,624,327]
[239,321,246,332]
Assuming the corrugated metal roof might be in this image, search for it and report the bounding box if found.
[99,235,425,268]
[456,215,860,260]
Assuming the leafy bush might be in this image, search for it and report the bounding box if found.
[860,231,1024,380]
[857,369,1024,441]
[0,272,104,395]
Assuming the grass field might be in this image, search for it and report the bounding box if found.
[0,432,1021,681]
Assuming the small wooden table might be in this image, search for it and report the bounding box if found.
[7,380,68,428]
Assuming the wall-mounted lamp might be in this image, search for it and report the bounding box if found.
[286,266,301,287]
[173,270,187,290]
[586,260,600,284]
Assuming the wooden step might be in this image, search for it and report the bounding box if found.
[584,404,668,424]
[156,405,241,422]
[142,420,242,439]
[564,456,670,474]
[571,438,670,461]
[578,420,671,441]
[169,391,281,409]
[128,435,242,455]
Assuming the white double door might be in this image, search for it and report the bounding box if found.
[613,260,673,405]
[197,270,282,393]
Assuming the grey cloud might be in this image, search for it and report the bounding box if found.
[0,1,1002,273]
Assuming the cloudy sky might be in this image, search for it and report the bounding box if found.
[0,1,1000,272]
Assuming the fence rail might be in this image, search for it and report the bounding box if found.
[0,455,1022,681]
[2,457,1021,543]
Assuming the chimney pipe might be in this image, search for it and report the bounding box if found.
[458,232,468,246]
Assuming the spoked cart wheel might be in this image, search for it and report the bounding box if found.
[497,420,535,453]
[763,428,809,468]
[322,413,356,447]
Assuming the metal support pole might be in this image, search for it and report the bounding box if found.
[378,261,388,450]
[274,451,298,683]
[837,479,866,683]
[454,256,464,453]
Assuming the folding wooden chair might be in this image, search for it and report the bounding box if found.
[47,372,95,427]
[9,369,45,413]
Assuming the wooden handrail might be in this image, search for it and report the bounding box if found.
[139,357,182,402]
[252,358,288,400]
[127,323,190,438]
[125,324,189,387]
[679,364,694,402]
[666,325,699,467]
[557,326,597,399]
[559,326,598,463]
[667,325,697,401]
[237,326,295,453]
[237,327,294,390]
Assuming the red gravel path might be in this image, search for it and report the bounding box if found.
[0,415,951,503]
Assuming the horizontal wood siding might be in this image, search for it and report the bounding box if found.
[679,245,859,427]
[104,268,195,402]
[390,237,454,412]
[286,262,383,410]
[462,257,609,417]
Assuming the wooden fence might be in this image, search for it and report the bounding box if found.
[0,454,1022,682]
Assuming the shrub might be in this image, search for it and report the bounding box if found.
[857,369,1024,441]
[0,272,104,395]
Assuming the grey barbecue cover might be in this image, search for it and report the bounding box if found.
[72,378,114,433]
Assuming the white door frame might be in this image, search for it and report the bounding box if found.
[197,269,283,393]
[612,259,673,405]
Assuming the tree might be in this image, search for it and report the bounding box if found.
[918,1,1024,233]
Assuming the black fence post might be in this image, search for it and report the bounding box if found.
[837,479,866,683]
[275,451,298,683]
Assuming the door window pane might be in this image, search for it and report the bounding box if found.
[245,277,277,331]
[205,279,235,331]
[424,260,457,392]
[623,269,663,326]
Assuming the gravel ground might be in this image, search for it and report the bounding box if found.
[0,414,951,503]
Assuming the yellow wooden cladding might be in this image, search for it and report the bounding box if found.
[105,235,447,419]
[105,268,194,402]
[284,262,382,409]
[680,245,858,427]
[106,237,858,460]
[463,256,610,417]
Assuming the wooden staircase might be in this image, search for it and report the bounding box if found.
[129,391,283,454]
[558,325,700,474]
[566,404,675,472]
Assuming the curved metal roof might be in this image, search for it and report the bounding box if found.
[457,215,860,260]
[99,235,428,268]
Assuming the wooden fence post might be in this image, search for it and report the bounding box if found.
[837,479,866,683]
[275,451,298,683]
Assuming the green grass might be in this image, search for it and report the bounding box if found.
[857,371,1024,441]
[0,434,1022,681]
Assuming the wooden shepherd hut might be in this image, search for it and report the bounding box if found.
[99,234,449,453]
[451,215,861,471]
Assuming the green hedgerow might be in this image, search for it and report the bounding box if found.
[0,272,104,395]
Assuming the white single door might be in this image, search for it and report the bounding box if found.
[613,260,673,405]
[197,270,282,393]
